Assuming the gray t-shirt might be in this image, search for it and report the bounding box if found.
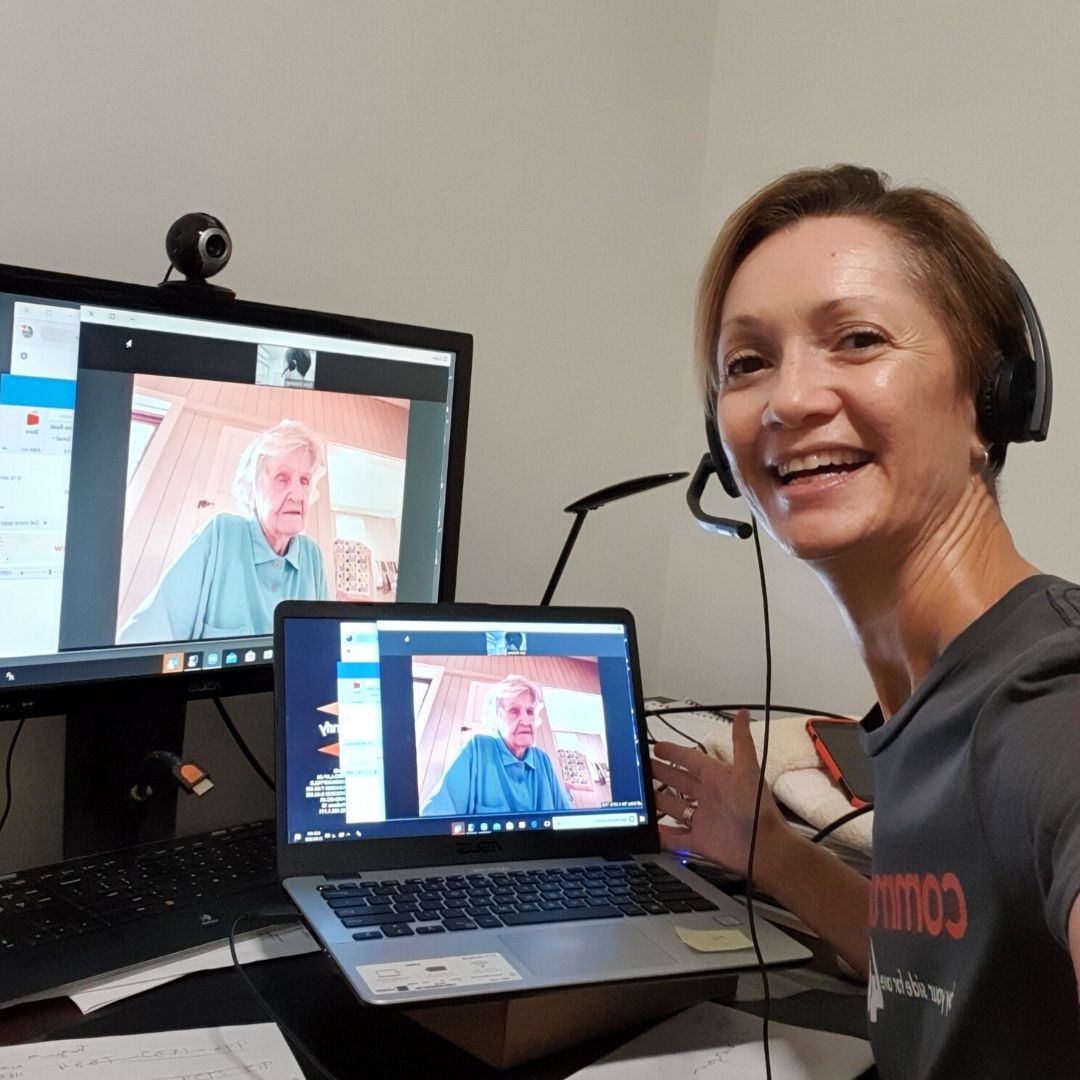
[861,575,1080,1078]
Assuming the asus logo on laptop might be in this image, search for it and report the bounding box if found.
[456,840,501,855]
[189,680,224,694]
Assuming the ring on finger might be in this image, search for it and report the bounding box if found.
[680,804,697,828]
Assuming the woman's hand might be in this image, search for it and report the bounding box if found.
[651,709,788,886]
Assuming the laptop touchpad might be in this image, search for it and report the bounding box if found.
[501,926,672,977]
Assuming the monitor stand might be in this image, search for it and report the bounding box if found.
[62,686,188,860]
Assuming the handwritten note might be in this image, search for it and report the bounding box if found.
[0,1023,304,1080]
[567,1001,874,1080]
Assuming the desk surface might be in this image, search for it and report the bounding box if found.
[0,950,875,1080]
[1,701,873,1076]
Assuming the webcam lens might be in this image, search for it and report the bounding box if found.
[205,233,227,259]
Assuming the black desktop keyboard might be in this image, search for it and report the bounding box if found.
[0,819,284,1005]
[320,861,720,940]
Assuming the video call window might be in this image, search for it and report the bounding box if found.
[280,614,647,843]
[413,655,612,817]
[116,374,410,644]
[0,298,460,664]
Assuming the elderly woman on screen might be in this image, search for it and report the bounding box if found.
[650,166,1080,1078]
[422,674,573,816]
[118,419,331,645]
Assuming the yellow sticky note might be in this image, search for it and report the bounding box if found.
[675,926,753,952]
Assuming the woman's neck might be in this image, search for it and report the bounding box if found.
[500,735,527,760]
[259,524,291,556]
[809,481,1039,719]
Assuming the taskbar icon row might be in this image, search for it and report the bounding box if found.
[449,809,648,837]
[451,818,550,836]
[161,645,274,674]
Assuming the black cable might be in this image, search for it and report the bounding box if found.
[647,703,852,721]
[645,703,734,719]
[229,913,339,1080]
[212,696,275,792]
[746,520,773,1080]
[810,803,874,844]
[0,718,26,838]
[650,713,708,752]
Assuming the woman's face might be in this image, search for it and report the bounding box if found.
[497,691,537,757]
[254,447,314,547]
[715,216,980,563]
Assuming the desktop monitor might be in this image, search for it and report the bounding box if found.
[0,262,471,722]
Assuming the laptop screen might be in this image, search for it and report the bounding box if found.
[279,611,650,846]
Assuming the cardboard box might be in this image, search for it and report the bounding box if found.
[405,973,736,1069]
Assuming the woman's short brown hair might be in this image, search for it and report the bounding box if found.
[696,164,1030,473]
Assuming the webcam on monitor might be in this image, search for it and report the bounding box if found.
[163,212,235,298]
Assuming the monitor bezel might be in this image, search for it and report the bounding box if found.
[0,263,472,720]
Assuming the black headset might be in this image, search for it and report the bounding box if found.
[977,266,1052,446]
[285,348,313,378]
[688,264,1052,535]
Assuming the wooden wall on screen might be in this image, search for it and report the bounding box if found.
[117,376,408,628]
[415,655,602,808]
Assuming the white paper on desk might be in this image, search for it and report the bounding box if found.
[567,1001,874,1080]
[68,923,319,1013]
[0,1022,304,1079]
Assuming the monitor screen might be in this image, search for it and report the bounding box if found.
[281,614,646,843]
[275,603,652,874]
[0,264,471,718]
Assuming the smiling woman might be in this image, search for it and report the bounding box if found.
[715,214,978,566]
[650,166,1080,1079]
[117,419,331,644]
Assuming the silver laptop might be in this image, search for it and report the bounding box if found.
[274,601,810,1005]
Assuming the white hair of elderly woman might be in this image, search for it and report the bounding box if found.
[484,674,546,734]
[231,419,328,517]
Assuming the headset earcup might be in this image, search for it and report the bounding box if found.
[704,413,741,499]
[979,356,1037,445]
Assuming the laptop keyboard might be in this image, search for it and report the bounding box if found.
[319,861,719,940]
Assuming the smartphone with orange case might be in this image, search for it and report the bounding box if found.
[806,718,874,808]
